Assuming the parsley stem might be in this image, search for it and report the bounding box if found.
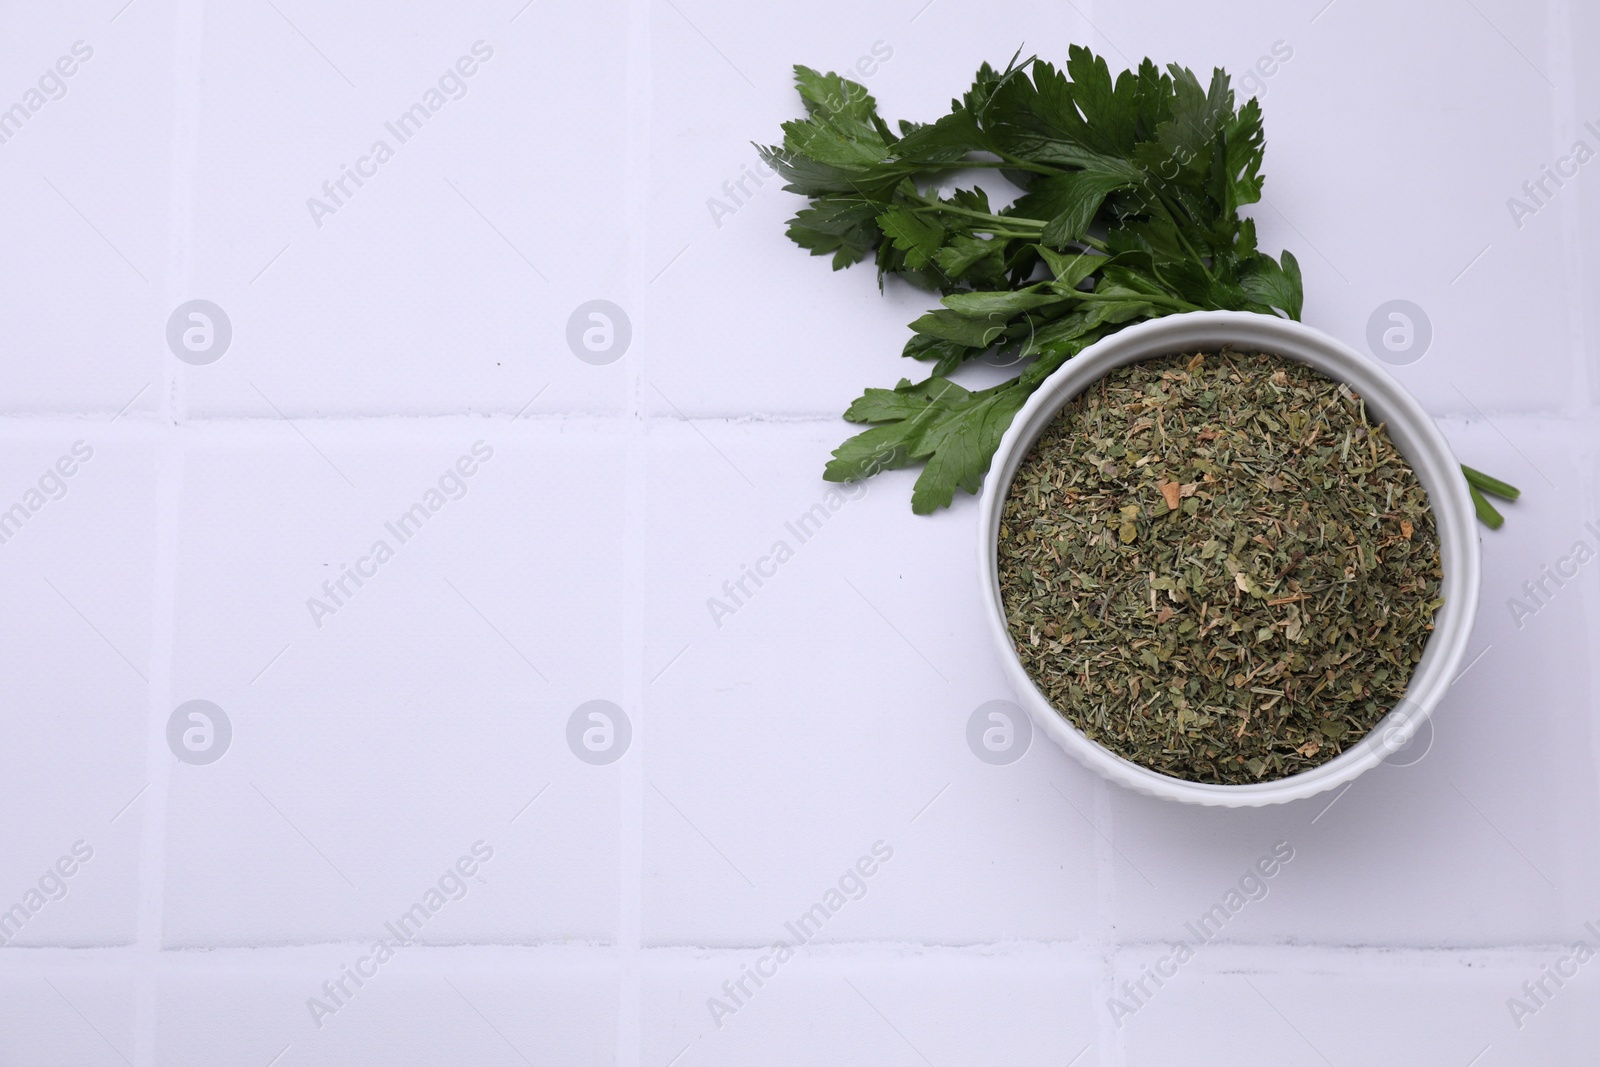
[1149,188,1210,271]
[1469,484,1505,529]
[988,151,1059,175]
[909,193,1047,229]
[1071,289,1201,313]
[907,193,1110,252]
[1461,464,1520,501]
[955,151,1212,268]
[947,156,1058,176]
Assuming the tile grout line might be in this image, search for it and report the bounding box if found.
[5,938,1598,963]
[131,402,185,1067]
[128,0,209,1060]
[162,0,206,429]
[1090,777,1126,1067]
[618,0,653,1060]
[1533,0,1600,872]
[1577,431,1600,895]
[1545,0,1590,414]
[1562,0,1600,899]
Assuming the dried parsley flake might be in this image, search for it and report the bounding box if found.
[998,350,1444,784]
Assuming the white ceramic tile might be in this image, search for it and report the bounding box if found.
[638,0,1085,419]
[154,955,618,1066]
[642,952,1101,1066]
[0,972,138,1066]
[161,422,627,945]
[1570,0,1600,410]
[1098,0,1579,416]
[640,422,1109,945]
[0,2,174,418]
[1117,947,1600,1065]
[180,0,633,418]
[0,428,157,947]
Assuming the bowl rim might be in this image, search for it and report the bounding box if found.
[976,310,1481,807]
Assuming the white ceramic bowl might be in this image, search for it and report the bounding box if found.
[977,310,1480,806]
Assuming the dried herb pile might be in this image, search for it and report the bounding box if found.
[997,350,1444,784]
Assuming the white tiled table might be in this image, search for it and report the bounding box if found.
[1,0,1596,1063]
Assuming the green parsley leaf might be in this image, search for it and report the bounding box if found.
[765,47,1512,525]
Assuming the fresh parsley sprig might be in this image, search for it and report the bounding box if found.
[762,47,1516,525]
